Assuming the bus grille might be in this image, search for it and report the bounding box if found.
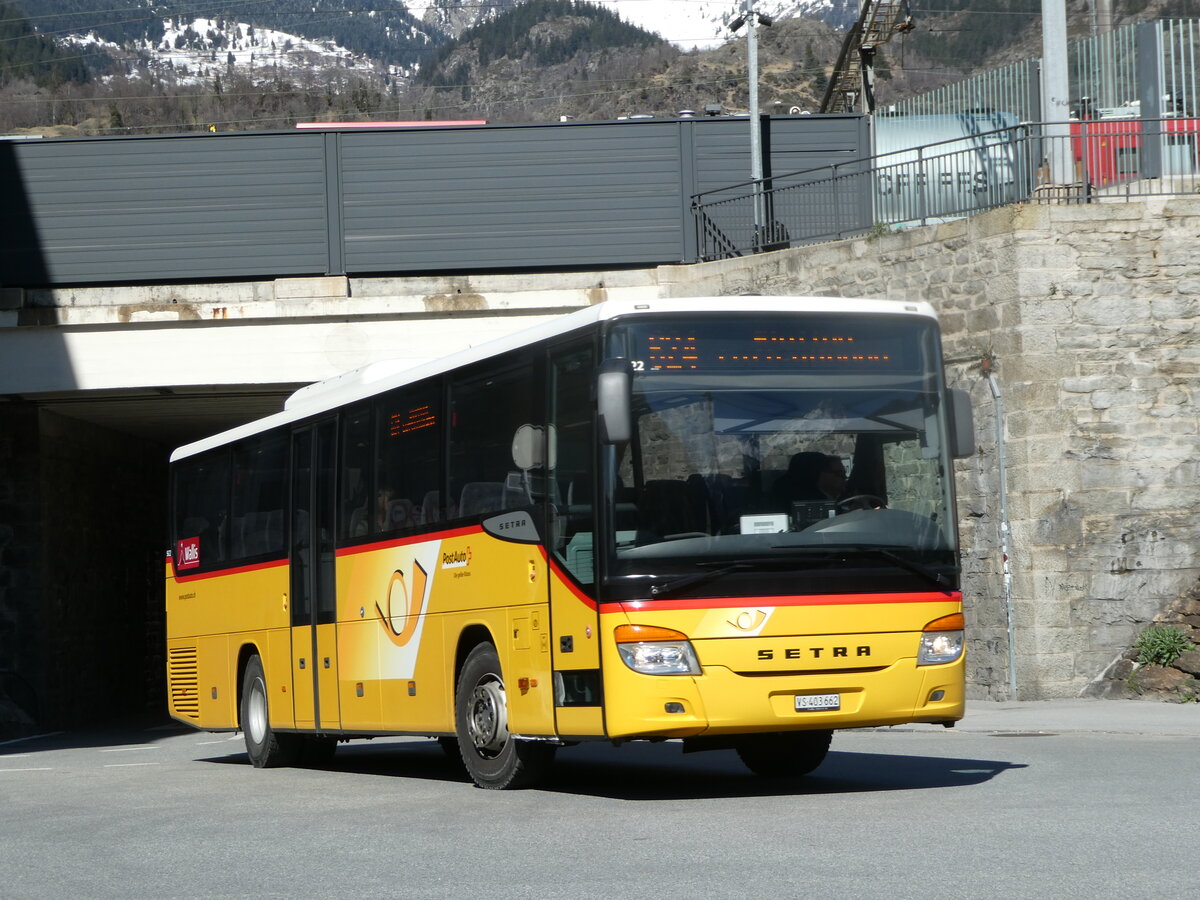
[168,646,200,719]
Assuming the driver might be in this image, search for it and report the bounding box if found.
[772,452,847,504]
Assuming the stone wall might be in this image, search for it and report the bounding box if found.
[660,197,1200,699]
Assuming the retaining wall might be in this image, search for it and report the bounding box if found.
[659,198,1200,699]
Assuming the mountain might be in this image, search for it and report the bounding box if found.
[405,2,844,121]
[1,0,1173,135]
[17,0,442,74]
[0,0,94,87]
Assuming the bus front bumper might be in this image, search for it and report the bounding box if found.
[601,658,965,740]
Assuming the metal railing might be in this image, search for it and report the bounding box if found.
[692,117,1200,261]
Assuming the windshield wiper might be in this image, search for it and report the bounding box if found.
[648,557,833,598]
[649,561,755,598]
[646,548,955,599]
[831,545,956,591]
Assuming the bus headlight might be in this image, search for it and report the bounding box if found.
[615,624,701,675]
[918,613,965,666]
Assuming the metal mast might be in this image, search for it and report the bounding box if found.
[819,0,915,114]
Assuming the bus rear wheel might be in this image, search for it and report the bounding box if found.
[240,654,300,768]
[455,643,554,789]
[735,730,833,778]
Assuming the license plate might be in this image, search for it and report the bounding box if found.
[795,693,840,712]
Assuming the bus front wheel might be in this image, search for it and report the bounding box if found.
[240,655,300,768]
[735,730,833,778]
[454,642,554,789]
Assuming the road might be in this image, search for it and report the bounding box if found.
[0,712,1194,899]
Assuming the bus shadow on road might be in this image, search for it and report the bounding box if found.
[201,737,1025,800]
[537,743,1026,800]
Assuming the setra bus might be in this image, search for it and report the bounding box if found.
[165,296,974,788]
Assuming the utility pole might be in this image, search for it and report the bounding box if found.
[729,0,773,247]
[1041,0,1074,184]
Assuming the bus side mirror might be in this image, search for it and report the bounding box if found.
[949,388,975,459]
[597,359,632,444]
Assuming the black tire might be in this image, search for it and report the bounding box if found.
[455,643,555,789]
[240,655,300,768]
[735,730,833,778]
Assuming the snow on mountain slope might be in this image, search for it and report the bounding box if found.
[581,0,853,49]
[54,0,852,86]
[65,17,411,86]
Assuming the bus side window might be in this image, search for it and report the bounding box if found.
[549,344,596,585]
[448,363,536,522]
[231,432,287,561]
[339,406,372,540]
[172,449,231,571]
[376,386,442,535]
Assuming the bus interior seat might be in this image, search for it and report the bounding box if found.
[386,498,416,530]
[639,480,699,537]
[459,482,505,518]
[503,472,531,508]
[240,512,269,558]
[421,490,442,524]
[612,484,639,532]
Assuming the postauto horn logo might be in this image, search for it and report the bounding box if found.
[441,547,471,569]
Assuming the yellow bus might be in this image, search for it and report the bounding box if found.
[166,297,973,788]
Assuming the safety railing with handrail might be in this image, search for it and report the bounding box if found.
[692,117,1200,261]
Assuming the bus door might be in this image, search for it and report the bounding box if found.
[546,342,604,737]
[290,419,341,731]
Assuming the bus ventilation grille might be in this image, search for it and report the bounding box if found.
[168,646,200,719]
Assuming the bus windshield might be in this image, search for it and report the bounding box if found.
[602,313,958,598]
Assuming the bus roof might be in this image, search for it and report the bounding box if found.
[169,296,937,462]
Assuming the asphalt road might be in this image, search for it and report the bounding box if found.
[0,714,1194,899]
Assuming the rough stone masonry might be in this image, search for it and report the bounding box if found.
[662,197,1200,700]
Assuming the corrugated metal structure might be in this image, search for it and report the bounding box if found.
[0,116,868,288]
[881,19,1200,123]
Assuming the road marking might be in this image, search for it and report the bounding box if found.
[197,736,241,745]
[99,746,159,753]
[0,767,53,772]
[104,762,161,768]
[0,732,64,747]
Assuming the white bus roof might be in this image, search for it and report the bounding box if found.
[170,296,936,462]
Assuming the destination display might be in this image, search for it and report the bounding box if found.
[621,317,927,375]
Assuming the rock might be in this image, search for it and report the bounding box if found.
[1174,649,1200,677]
[1130,664,1193,694]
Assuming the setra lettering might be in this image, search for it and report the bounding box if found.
[757,645,872,661]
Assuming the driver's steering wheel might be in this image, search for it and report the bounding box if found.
[837,494,886,511]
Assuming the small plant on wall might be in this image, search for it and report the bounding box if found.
[1134,625,1193,668]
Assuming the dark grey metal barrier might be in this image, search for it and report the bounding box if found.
[0,116,867,288]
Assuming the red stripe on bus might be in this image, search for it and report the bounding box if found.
[335,525,482,558]
[173,557,288,583]
[605,591,961,613]
[548,558,599,611]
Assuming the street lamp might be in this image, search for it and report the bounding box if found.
[729,0,773,247]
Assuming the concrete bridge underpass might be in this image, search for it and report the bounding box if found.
[0,267,693,735]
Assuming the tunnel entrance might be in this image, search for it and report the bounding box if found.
[0,385,299,737]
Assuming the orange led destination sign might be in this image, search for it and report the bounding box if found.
[389,405,437,437]
[642,334,893,371]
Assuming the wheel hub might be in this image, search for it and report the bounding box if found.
[468,677,509,757]
[247,680,267,744]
